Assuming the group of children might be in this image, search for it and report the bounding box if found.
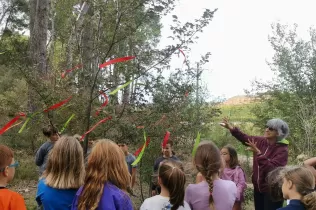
[0,124,316,210]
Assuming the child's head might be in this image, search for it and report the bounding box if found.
[281,166,316,209]
[221,145,239,168]
[267,166,285,202]
[158,160,186,210]
[0,145,18,184]
[43,136,85,189]
[194,141,221,207]
[42,125,59,142]
[162,140,174,158]
[117,140,129,155]
[78,140,131,210]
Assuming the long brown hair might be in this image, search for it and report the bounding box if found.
[77,139,131,210]
[43,136,85,189]
[194,141,221,209]
[222,145,239,168]
[159,160,186,210]
[282,166,316,210]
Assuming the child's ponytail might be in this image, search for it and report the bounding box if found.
[205,174,215,208]
[158,160,186,210]
[302,191,316,210]
[194,141,222,210]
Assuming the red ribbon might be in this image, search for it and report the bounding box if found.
[95,91,109,116]
[61,64,83,78]
[80,116,112,141]
[44,96,72,112]
[185,90,189,97]
[99,56,135,69]
[134,137,150,156]
[0,113,26,135]
[179,49,186,64]
[162,131,170,148]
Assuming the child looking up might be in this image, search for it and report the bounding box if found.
[35,125,59,175]
[220,145,247,210]
[185,141,237,210]
[141,160,191,210]
[278,166,316,210]
[0,144,27,210]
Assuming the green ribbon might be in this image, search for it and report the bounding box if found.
[60,114,76,133]
[192,132,201,157]
[18,112,40,134]
[109,81,132,95]
[131,130,147,166]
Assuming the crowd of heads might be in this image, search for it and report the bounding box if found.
[1,118,316,210]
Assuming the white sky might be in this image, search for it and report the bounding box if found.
[160,0,316,99]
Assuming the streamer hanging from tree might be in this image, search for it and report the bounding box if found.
[0,113,26,135]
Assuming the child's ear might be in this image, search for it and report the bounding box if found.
[158,176,162,186]
[288,180,294,189]
[3,167,9,177]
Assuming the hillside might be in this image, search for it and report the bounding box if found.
[221,95,256,106]
[215,95,258,121]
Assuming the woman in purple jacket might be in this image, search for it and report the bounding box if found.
[221,118,289,210]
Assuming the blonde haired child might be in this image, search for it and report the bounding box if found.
[36,136,85,209]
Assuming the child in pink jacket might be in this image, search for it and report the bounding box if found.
[220,145,247,210]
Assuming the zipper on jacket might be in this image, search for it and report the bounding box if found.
[257,146,269,192]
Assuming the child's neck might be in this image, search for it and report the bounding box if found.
[0,178,8,187]
[288,191,303,201]
[160,185,170,198]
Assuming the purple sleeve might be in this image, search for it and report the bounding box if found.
[71,187,83,210]
[184,185,192,208]
[113,191,133,210]
[230,127,264,145]
[257,147,288,172]
[235,168,247,201]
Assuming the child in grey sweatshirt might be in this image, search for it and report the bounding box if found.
[35,125,59,175]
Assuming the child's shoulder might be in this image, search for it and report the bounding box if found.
[0,188,24,202]
[216,179,237,188]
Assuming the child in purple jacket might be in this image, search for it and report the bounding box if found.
[221,118,289,210]
[71,140,133,210]
[220,145,247,210]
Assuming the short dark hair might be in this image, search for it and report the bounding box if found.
[42,125,58,137]
[267,167,285,202]
[223,145,239,168]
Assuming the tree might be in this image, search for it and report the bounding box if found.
[249,23,316,156]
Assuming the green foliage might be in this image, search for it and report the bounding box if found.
[0,1,220,207]
[249,23,316,157]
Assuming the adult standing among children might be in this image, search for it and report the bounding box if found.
[220,117,290,210]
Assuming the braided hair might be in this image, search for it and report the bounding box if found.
[194,141,221,209]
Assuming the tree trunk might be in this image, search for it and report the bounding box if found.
[29,0,50,76]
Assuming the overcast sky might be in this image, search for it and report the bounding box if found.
[159,0,316,99]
